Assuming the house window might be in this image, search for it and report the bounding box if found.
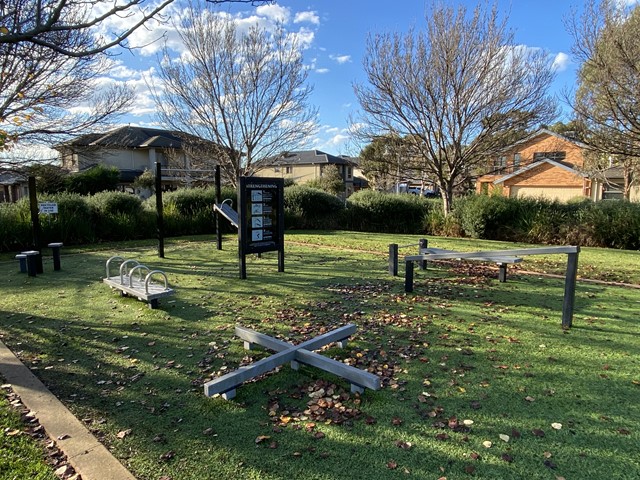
[347,167,352,179]
[513,153,521,167]
[492,156,507,169]
[602,183,624,200]
[533,151,566,162]
[285,166,292,174]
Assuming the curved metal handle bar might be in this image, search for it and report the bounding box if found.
[128,265,151,287]
[119,259,140,284]
[106,256,125,279]
[144,270,169,294]
[222,198,233,207]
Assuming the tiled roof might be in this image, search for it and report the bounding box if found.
[259,150,356,167]
[56,126,204,149]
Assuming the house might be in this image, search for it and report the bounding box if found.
[55,126,220,190]
[0,171,28,202]
[475,129,592,202]
[252,150,357,197]
[590,165,640,201]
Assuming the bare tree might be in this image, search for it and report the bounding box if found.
[566,0,640,200]
[151,3,317,185]
[0,0,272,57]
[353,2,557,215]
[0,31,134,162]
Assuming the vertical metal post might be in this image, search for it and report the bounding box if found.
[404,260,414,293]
[215,165,222,250]
[562,249,580,328]
[155,162,164,258]
[498,263,507,282]
[418,238,428,270]
[28,176,43,273]
[389,244,398,276]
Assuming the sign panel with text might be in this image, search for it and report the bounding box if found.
[238,177,285,278]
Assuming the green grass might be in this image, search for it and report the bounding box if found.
[0,231,639,480]
[0,384,58,479]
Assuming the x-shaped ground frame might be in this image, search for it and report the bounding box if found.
[204,324,381,400]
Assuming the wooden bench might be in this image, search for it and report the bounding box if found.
[419,246,522,282]
[204,324,381,400]
[103,256,175,309]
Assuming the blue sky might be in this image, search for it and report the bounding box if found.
[104,0,598,156]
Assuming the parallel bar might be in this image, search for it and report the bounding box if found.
[405,245,578,262]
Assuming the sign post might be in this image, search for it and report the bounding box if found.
[238,177,285,279]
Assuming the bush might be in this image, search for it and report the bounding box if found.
[41,192,95,245]
[284,185,345,229]
[345,190,431,233]
[65,165,120,195]
[0,199,31,251]
[456,194,523,239]
[87,191,147,241]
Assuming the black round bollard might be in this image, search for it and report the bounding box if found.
[23,250,39,277]
[48,242,63,271]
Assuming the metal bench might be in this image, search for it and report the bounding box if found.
[103,256,175,309]
[213,199,239,229]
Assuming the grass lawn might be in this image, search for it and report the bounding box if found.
[0,231,639,480]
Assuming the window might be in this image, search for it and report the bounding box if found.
[533,151,566,162]
[347,167,352,179]
[285,166,293,174]
[492,156,507,169]
[513,153,521,167]
[602,183,624,200]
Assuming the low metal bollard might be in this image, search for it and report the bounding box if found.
[48,242,63,271]
[15,254,27,273]
[22,250,39,277]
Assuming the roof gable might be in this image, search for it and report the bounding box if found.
[505,128,587,152]
[56,126,206,150]
[261,150,355,167]
[493,158,587,185]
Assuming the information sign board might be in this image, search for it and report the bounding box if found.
[238,177,284,278]
[38,202,58,214]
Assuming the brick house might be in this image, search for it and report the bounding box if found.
[253,150,357,197]
[475,129,592,202]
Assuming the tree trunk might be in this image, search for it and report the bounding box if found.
[440,184,454,216]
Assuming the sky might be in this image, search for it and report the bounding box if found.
[86,0,623,156]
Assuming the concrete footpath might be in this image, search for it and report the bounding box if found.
[0,339,137,480]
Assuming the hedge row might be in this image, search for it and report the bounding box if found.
[1,187,638,251]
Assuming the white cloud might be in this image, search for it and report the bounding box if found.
[290,27,315,50]
[294,11,320,25]
[330,54,352,64]
[315,68,330,74]
[256,4,291,23]
[552,52,571,72]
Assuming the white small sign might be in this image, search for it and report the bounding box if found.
[39,202,58,214]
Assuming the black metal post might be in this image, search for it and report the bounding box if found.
[28,176,43,273]
[418,238,428,270]
[389,244,398,276]
[215,165,222,250]
[404,260,414,292]
[156,162,165,258]
[562,249,580,328]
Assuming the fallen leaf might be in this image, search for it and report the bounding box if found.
[544,459,558,469]
[395,440,413,449]
[463,419,474,426]
[116,429,132,439]
[618,428,631,435]
[392,417,403,426]
[482,440,492,448]
[255,435,271,444]
[525,396,535,402]
[159,451,175,462]
[464,465,476,474]
[387,461,398,469]
[551,423,562,430]
[501,453,514,463]
[532,429,545,437]
[499,434,510,442]
[57,434,70,440]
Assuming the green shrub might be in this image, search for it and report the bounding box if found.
[40,192,95,245]
[0,199,31,250]
[284,185,345,229]
[346,190,430,233]
[65,165,120,195]
[456,194,523,239]
[581,200,640,250]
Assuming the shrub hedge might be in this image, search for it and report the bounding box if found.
[1,188,638,251]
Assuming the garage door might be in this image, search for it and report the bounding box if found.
[510,186,583,202]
